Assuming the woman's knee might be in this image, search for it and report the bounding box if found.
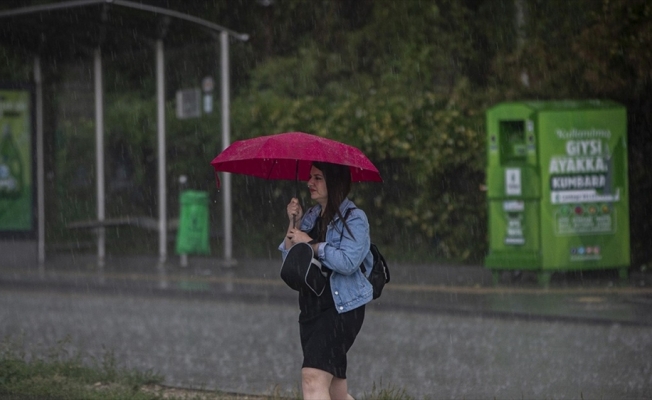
[302,367,332,394]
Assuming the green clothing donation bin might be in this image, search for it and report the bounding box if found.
[484,100,630,285]
[175,190,210,255]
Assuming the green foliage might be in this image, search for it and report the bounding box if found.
[488,0,651,100]
[227,0,492,262]
[232,65,488,261]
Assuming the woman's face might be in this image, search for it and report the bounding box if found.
[308,165,328,207]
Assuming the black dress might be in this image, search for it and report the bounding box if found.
[298,215,365,379]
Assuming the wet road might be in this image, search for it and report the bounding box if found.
[2,287,651,399]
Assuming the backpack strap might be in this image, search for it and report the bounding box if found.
[340,207,355,240]
[342,207,354,223]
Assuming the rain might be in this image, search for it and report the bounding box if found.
[1,1,652,399]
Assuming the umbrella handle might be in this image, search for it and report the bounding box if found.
[293,160,298,228]
[294,159,299,198]
[214,171,221,189]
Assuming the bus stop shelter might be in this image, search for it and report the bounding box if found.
[0,0,247,266]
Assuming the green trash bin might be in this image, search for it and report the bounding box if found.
[484,100,630,285]
[175,190,210,255]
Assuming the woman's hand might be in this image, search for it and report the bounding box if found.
[286,228,312,246]
[284,198,304,250]
[286,197,303,224]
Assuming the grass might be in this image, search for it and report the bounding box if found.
[0,335,163,400]
[0,335,415,400]
[362,383,415,400]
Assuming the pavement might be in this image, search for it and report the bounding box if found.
[2,247,652,328]
[3,248,652,398]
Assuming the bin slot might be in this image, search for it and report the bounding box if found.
[499,120,526,164]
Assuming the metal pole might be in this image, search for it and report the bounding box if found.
[220,31,232,263]
[34,56,45,264]
[156,39,167,263]
[94,48,105,267]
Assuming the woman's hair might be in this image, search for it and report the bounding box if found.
[312,161,354,240]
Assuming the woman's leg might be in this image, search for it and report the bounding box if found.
[330,376,355,400]
[302,367,333,400]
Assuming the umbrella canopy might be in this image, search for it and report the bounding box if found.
[210,132,382,187]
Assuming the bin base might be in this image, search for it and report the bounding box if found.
[529,268,629,288]
[486,252,541,286]
[489,270,552,287]
[484,251,541,270]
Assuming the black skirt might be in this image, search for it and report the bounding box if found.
[297,214,365,378]
[299,303,365,379]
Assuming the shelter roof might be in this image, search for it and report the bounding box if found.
[0,0,248,59]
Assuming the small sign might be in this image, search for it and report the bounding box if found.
[505,168,522,196]
[176,89,201,119]
[203,94,213,114]
[201,76,214,92]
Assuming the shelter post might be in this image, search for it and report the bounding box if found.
[34,55,45,264]
[220,31,233,264]
[94,48,106,267]
[156,39,167,263]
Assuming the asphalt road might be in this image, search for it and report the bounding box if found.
[2,287,651,399]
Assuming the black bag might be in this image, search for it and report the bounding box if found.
[362,243,390,299]
[280,242,329,296]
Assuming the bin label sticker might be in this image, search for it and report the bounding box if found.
[503,201,525,245]
[569,245,602,262]
[554,203,616,236]
[503,200,524,212]
[505,168,521,196]
[551,189,620,204]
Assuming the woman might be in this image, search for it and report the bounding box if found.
[279,161,374,400]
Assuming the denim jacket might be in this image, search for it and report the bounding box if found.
[279,198,373,313]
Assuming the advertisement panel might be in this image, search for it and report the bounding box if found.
[538,105,629,269]
[0,88,34,236]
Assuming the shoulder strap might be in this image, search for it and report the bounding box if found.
[340,207,355,240]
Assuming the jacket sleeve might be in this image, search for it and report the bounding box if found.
[320,208,370,275]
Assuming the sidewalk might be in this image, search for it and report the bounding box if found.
[2,250,652,327]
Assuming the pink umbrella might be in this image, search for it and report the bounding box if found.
[210,132,382,188]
